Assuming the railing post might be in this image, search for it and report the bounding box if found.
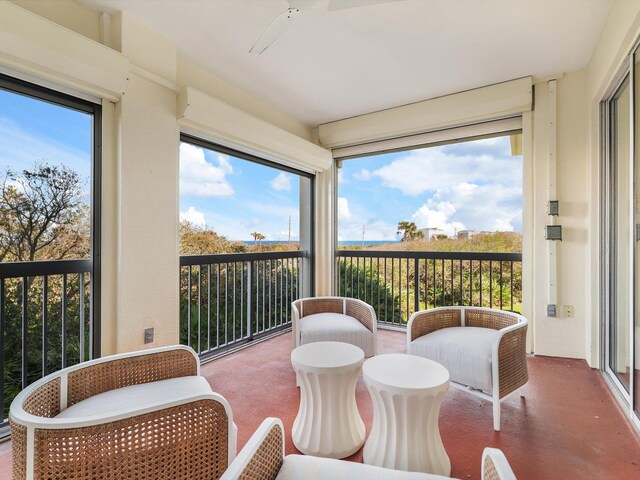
[414,258,420,313]
[247,260,253,341]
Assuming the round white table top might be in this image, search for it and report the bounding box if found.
[291,341,364,371]
[363,354,449,392]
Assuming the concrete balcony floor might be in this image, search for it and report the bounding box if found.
[0,329,639,479]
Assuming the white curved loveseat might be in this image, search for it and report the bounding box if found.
[10,345,236,480]
[407,307,528,431]
[292,296,377,357]
[221,418,517,480]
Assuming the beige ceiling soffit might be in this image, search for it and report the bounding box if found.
[532,73,565,83]
[0,2,129,101]
[130,65,177,93]
[178,87,332,173]
[318,77,533,149]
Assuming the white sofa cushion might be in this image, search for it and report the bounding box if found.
[299,312,375,357]
[57,376,212,419]
[409,327,498,392]
[275,455,451,480]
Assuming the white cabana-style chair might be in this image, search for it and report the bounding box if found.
[407,306,528,431]
[10,345,236,480]
[292,296,377,357]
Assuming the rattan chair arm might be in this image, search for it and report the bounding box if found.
[292,301,300,348]
[345,298,377,334]
[493,322,528,399]
[481,448,517,480]
[221,417,285,480]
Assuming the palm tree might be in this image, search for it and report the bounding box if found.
[397,221,419,242]
[251,231,266,249]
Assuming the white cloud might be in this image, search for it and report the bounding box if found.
[180,143,234,197]
[411,202,465,237]
[180,206,206,227]
[270,172,292,191]
[410,182,521,236]
[371,148,521,197]
[338,197,351,221]
[353,169,372,181]
[337,169,350,185]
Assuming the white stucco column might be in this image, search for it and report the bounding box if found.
[111,13,180,352]
[314,164,335,296]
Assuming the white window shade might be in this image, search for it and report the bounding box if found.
[0,2,129,101]
[332,117,522,160]
[178,86,332,173]
[319,77,532,151]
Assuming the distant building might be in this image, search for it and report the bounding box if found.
[457,230,476,239]
[419,227,446,241]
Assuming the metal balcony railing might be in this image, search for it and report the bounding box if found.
[0,259,95,433]
[180,251,306,359]
[336,250,523,327]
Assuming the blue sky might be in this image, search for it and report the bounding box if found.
[179,142,303,241]
[0,85,522,244]
[180,135,522,242]
[0,88,92,200]
[337,136,523,241]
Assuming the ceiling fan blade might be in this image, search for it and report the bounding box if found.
[327,0,400,11]
[249,7,302,55]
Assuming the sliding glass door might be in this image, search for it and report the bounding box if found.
[635,49,640,419]
[608,75,631,393]
[603,46,640,426]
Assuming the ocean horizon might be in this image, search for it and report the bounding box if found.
[240,240,399,246]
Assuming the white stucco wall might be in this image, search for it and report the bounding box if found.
[531,72,589,359]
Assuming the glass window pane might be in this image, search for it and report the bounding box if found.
[0,87,93,262]
[179,141,311,254]
[337,134,523,251]
[609,76,632,392]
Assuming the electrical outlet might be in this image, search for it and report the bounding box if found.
[144,327,154,344]
[563,305,575,318]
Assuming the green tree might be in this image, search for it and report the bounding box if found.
[0,162,91,418]
[1,163,88,262]
[180,221,246,254]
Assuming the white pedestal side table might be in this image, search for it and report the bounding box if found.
[363,353,451,475]
[291,341,365,458]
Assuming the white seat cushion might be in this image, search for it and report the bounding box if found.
[409,327,499,392]
[57,376,212,418]
[299,312,375,357]
[275,455,451,480]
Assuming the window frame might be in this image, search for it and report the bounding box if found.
[0,72,102,357]
[179,133,316,295]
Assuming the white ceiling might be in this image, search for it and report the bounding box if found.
[79,0,612,126]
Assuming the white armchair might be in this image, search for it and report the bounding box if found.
[292,296,377,357]
[407,306,528,431]
[10,345,236,480]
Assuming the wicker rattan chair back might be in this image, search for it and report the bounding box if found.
[10,345,235,480]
